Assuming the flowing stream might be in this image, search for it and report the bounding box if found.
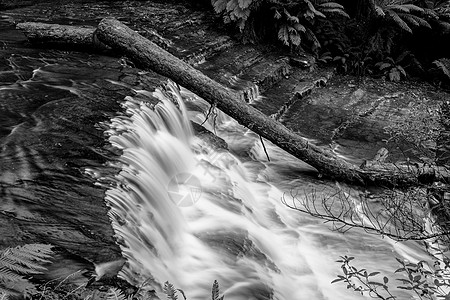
[0,12,439,300]
[98,82,433,300]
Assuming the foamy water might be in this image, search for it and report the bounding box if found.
[102,82,435,300]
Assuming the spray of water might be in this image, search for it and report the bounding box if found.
[102,81,433,300]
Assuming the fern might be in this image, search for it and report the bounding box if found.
[0,244,53,298]
[374,0,431,33]
[211,280,224,300]
[163,281,179,300]
[106,287,128,300]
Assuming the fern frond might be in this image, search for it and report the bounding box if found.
[423,8,439,19]
[388,4,412,13]
[400,4,424,13]
[212,280,224,300]
[0,268,23,282]
[375,5,386,17]
[278,25,289,46]
[321,8,350,18]
[226,0,238,13]
[387,10,413,32]
[5,244,53,262]
[438,20,450,31]
[0,258,44,275]
[163,282,178,300]
[403,13,432,28]
[318,2,345,10]
[305,0,326,18]
[289,31,302,46]
[293,22,306,32]
[238,0,252,9]
[0,244,53,298]
[212,0,228,13]
[305,27,321,49]
[106,288,127,300]
[0,290,10,300]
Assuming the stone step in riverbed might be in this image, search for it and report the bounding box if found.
[251,68,334,118]
[195,44,294,102]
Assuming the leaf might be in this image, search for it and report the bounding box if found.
[389,69,401,82]
[293,23,306,32]
[389,4,412,13]
[318,2,345,10]
[163,282,178,300]
[106,288,126,300]
[395,258,405,265]
[379,62,392,70]
[212,0,227,13]
[305,0,326,18]
[238,0,252,9]
[321,8,350,18]
[226,0,239,14]
[212,280,224,300]
[331,278,345,284]
[387,11,413,33]
[375,5,386,17]
[278,26,289,46]
[400,4,424,13]
[0,244,53,297]
[274,9,282,19]
[289,32,302,46]
[397,65,406,77]
[397,286,413,290]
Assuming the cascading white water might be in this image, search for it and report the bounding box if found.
[102,81,434,300]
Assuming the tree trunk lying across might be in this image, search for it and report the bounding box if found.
[94,17,450,186]
[16,22,109,51]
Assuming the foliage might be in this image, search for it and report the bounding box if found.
[373,0,431,34]
[375,56,407,81]
[0,244,53,299]
[160,280,223,300]
[333,255,450,299]
[107,287,132,300]
[333,256,395,299]
[210,0,348,50]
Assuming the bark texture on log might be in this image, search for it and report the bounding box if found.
[16,22,109,51]
[95,17,447,186]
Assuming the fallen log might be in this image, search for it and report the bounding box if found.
[16,22,109,51]
[95,17,449,186]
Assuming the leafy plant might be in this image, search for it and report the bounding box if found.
[107,287,130,300]
[211,280,224,300]
[0,244,53,298]
[332,255,395,299]
[211,0,256,31]
[211,0,348,50]
[375,56,407,81]
[161,280,224,300]
[373,0,431,33]
[333,255,450,299]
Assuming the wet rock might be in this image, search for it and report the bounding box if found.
[192,121,228,151]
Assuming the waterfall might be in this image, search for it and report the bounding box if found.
[101,81,432,300]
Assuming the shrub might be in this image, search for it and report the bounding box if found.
[210,0,348,50]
